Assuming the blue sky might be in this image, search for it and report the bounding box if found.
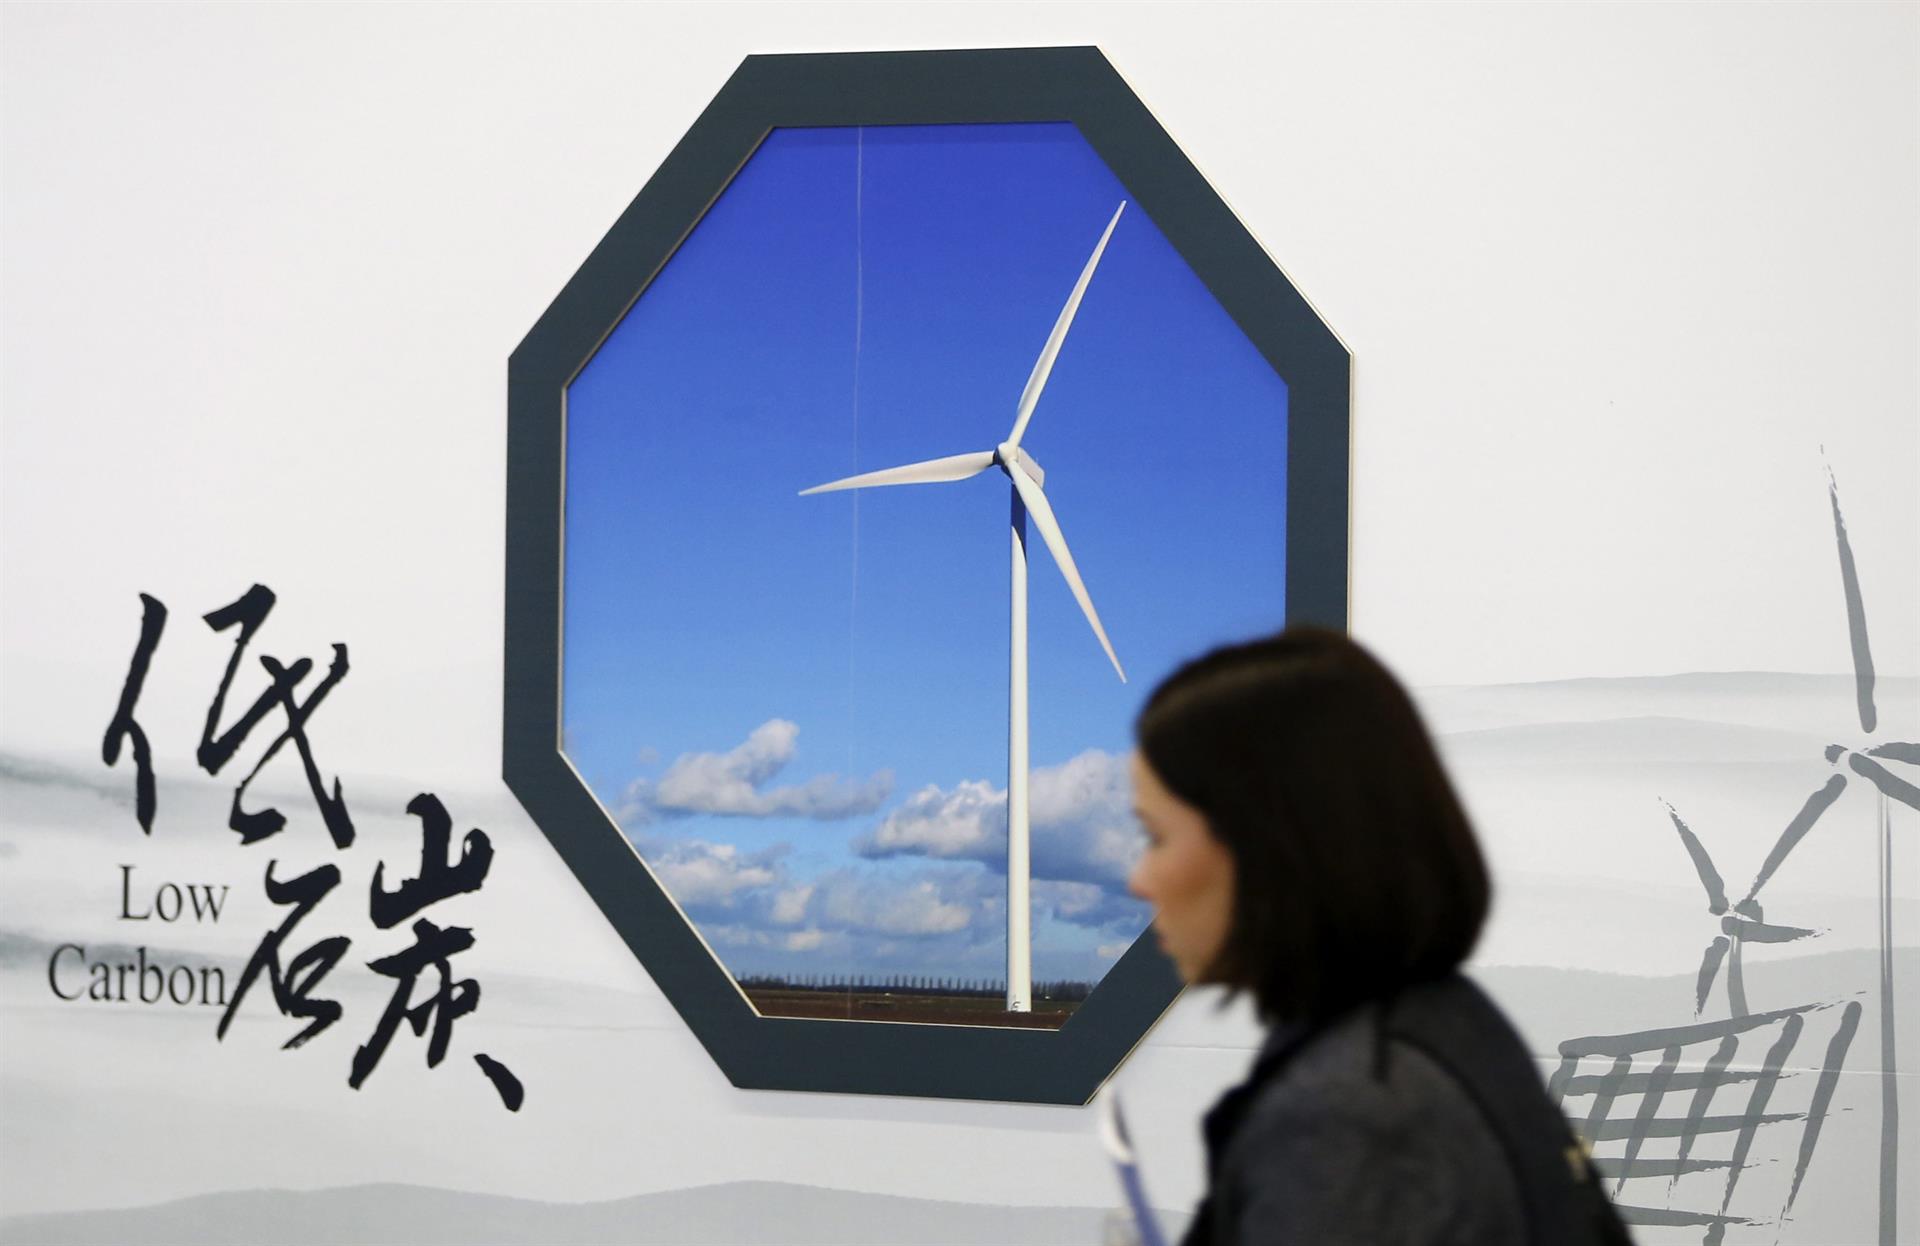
[562,123,1287,986]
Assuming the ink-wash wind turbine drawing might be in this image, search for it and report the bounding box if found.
[800,202,1130,1013]
[1600,462,1915,1245]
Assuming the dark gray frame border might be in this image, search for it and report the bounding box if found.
[505,46,1349,1104]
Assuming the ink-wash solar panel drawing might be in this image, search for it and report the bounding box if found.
[1531,468,1912,1245]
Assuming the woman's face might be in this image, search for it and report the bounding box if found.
[1127,752,1237,984]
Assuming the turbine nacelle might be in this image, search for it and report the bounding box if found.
[994,442,1044,489]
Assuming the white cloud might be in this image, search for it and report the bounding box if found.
[768,883,814,926]
[624,719,892,822]
[1036,878,1108,920]
[854,749,1144,891]
[711,864,998,942]
[857,779,1001,858]
[698,923,770,949]
[620,743,1147,962]
[687,857,1142,981]
[697,922,851,959]
[646,838,784,909]
[1035,878,1147,934]
[636,831,994,943]
[784,929,826,952]
[812,870,978,938]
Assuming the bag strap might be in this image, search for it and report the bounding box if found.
[1385,978,1633,1246]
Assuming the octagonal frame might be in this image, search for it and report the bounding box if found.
[506,46,1349,1103]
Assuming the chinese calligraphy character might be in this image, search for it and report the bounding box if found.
[217,861,350,1048]
[102,593,168,834]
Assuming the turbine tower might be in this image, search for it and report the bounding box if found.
[801,202,1129,1012]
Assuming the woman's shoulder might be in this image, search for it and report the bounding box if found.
[1239,997,1509,1148]
[1209,981,1530,1244]
[1241,977,1550,1158]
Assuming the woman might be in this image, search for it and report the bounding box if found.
[1127,628,1631,1246]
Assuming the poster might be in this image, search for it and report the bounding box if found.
[3,5,1914,1243]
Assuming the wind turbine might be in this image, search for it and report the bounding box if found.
[800,201,1130,1013]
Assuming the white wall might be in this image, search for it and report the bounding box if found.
[2,4,1913,1243]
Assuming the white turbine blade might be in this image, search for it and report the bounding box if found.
[1006,460,1125,683]
[799,450,995,496]
[1005,201,1126,449]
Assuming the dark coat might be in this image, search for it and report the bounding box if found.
[1181,975,1631,1246]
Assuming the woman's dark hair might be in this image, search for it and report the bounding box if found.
[1135,627,1489,1026]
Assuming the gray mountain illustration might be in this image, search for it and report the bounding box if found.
[0,1179,1190,1246]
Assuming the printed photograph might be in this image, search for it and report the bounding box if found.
[560,122,1290,1026]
